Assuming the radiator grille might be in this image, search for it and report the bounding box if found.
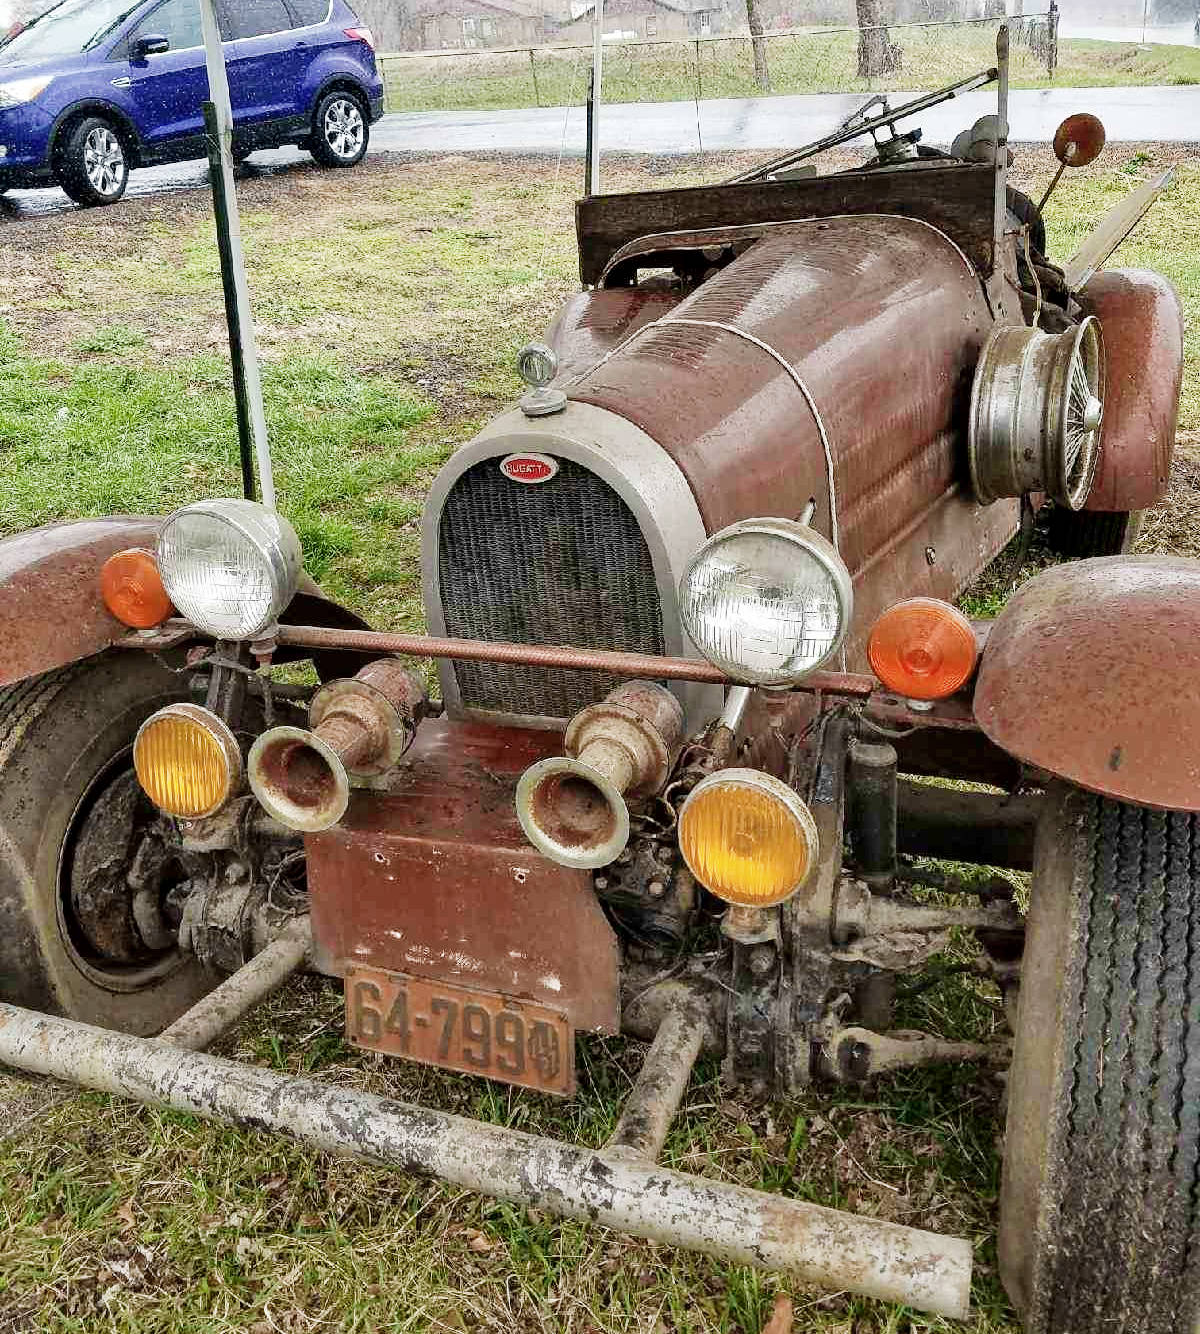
[438,457,665,719]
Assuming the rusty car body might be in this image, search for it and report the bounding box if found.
[0,28,1195,1334]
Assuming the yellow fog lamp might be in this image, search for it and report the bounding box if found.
[133,703,243,820]
[678,768,819,908]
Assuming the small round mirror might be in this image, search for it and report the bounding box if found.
[1053,113,1106,168]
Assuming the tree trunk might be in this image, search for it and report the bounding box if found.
[745,0,771,93]
[856,0,900,78]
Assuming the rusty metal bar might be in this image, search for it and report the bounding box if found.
[127,622,878,698]
[160,920,311,1051]
[607,1003,704,1161]
[0,1004,973,1318]
[897,779,1040,870]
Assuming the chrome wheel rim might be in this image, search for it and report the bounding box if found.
[83,126,125,196]
[323,98,364,159]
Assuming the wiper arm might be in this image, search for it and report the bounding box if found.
[725,68,997,185]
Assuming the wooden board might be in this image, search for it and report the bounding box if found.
[575,162,995,285]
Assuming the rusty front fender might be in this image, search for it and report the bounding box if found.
[974,557,1200,812]
[0,517,372,689]
[1079,268,1183,513]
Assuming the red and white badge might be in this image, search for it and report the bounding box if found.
[500,453,558,484]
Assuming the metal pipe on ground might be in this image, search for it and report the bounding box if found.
[159,920,311,1051]
[0,1003,973,1319]
[606,1003,704,1161]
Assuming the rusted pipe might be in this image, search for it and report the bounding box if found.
[127,622,877,697]
[159,920,311,1051]
[897,780,1040,870]
[607,1003,704,1161]
[0,1003,973,1318]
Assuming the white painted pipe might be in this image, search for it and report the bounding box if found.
[0,1003,972,1318]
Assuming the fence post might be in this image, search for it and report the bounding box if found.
[1048,0,1058,77]
[528,48,540,106]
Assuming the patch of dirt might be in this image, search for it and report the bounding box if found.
[1140,430,1200,557]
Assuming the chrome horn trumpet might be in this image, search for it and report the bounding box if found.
[516,681,684,869]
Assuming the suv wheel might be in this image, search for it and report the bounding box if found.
[310,89,368,169]
[57,116,129,207]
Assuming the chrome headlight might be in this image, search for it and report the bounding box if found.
[679,518,852,686]
[157,499,302,640]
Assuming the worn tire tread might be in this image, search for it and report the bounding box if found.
[1018,789,1200,1334]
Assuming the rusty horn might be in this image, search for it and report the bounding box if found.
[516,681,684,869]
[248,659,427,833]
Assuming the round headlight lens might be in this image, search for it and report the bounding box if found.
[134,703,242,820]
[678,768,819,907]
[680,518,852,686]
[157,499,302,640]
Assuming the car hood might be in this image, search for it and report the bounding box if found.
[0,50,95,76]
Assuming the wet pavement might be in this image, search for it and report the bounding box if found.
[2,83,1197,220]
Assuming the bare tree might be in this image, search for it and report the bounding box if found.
[745,0,771,93]
[856,0,901,77]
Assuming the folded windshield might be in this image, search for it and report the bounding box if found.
[0,0,144,62]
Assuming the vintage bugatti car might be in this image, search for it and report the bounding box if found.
[0,56,1193,1334]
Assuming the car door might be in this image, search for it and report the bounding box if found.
[217,0,306,128]
[117,0,208,158]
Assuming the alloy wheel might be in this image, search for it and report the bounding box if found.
[323,98,364,160]
[83,126,125,197]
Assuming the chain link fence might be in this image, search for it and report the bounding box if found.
[380,12,1057,115]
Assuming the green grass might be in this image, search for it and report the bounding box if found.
[382,33,1200,113]
[0,145,1196,1332]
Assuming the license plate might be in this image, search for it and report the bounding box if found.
[344,965,576,1097]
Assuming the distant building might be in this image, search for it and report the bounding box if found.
[355,0,564,51]
[557,0,736,42]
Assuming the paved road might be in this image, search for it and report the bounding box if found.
[2,82,1197,220]
[1059,21,1197,46]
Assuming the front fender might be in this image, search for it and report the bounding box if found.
[974,557,1200,812]
[1079,268,1183,513]
[0,517,371,689]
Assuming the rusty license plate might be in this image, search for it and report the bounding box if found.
[344,965,575,1096]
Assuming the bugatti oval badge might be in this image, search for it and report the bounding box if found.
[500,453,558,484]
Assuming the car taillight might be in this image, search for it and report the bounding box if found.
[867,597,980,702]
[345,26,374,49]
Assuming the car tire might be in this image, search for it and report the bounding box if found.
[0,654,213,1034]
[1046,505,1143,557]
[309,88,369,169]
[55,115,129,207]
[999,781,1200,1333]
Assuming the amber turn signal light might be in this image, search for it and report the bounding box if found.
[678,769,819,908]
[133,703,242,820]
[867,598,979,702]
[100,547,173,630]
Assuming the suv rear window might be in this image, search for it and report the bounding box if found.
[289,0,332,23]
[221,0,292,39]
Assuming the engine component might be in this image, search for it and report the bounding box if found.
[593,839,695,949]
[679,518,853,686]
[517,680,684,869]
[248,658,427,833]
[678,768,819,908]
[968,316,1105,510]
[157,498,302,640]
[133,702,244,820]
[847,739,898,892]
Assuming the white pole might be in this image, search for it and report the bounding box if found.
[590,0,604,195]
[198,0,276,510]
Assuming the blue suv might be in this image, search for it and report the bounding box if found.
[0,0,384,206]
